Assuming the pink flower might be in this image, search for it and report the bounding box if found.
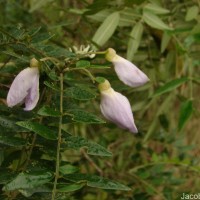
[7,58,40,111]
[98,80,138,133]
[105,48,149,87]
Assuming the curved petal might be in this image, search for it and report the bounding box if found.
[113,55,149,87]
[7,67,39,109]
[100,88,138,133]
[24,73,39,111]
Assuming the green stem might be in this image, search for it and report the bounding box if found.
[0,28,18,41]
[65,67,96,83]
[22,133,37,170]
[51,73,64,200]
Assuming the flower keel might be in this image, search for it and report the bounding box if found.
[99,80,138,133]
[7,59,40,111]
[106,48,149,87]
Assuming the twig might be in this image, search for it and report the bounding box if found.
[81,149,103,176]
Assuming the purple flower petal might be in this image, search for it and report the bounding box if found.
[113,56,149,87]
[99,80,138,133]
[7,67,39,110]
[24,73,39,111]
[105,48,149,87]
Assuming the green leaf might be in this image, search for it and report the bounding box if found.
[16,121,57,140]
[2,51,29,63]
[92,12,120,47]
[67,109,105,124]
[143,10,172,30]
[31,32,54,43]
[63,173,131,191]
[65,87,96,100]
[76,60,90,68]
[19,185,50,197]
[119,7,137,27]
[57,183,84,192]
[29,0,53,12]
[0,115,24,132]
[185,6,199,21]
[161,32,171,53]
[48,70,59,81]
[63,134,112,157]
[127,22,143,60]
[144,3,170,15]
[0,170,17,184]
[0,133,26,147]
[153,77,188,97]
[44,81,59,91]
[3,170,52,191]
[38,106,61,117]
[59,165,79,175]
[33,44,73,58]
[178,100,193,131]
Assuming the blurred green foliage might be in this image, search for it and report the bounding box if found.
[0,0,200,199]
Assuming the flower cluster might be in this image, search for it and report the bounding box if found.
[6,48,149,133]
[69,45,95,58]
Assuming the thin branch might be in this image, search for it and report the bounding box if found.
[81,149,103,176]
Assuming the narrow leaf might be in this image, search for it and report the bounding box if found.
[57,183,84,192]
[127,22,143,60]
[63,133,112,157]
[92,12,120,46]
[0,170,17,184]
[68,109,105,124]
[59,165,79,175]
[161,32,171,53]
[153,77,188,97]
[185,6,199,21]
[178,100,193,131]
[3,170,52,191]
[63,173,131,191]
[0,133,26,147]
[76,60,90,68]
[44,81,59,91]
[144,3,170,15]
[65,86,96,100]
[119,7,137,27]
[16,121,57,140]
[38,106,61,117]
[29,0,53,12]
[2,51,29,63]
[0,115,24,132]
[143,10,172,30]
[19,186,50,197]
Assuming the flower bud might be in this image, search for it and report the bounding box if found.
[7,58,40,111]
[99,80,138,133]
[105,48,149,87]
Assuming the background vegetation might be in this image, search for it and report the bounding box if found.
[0,0,200,199]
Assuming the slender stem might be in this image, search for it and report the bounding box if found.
[65,67,96,83]
[22,133,37,170]
[0,28,18,41]
[81,149,103,175]
[52,73,64,200]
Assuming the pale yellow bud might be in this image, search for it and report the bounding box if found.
[30,58,39,68]
[98,80,111,92]
[105,48,117,62]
